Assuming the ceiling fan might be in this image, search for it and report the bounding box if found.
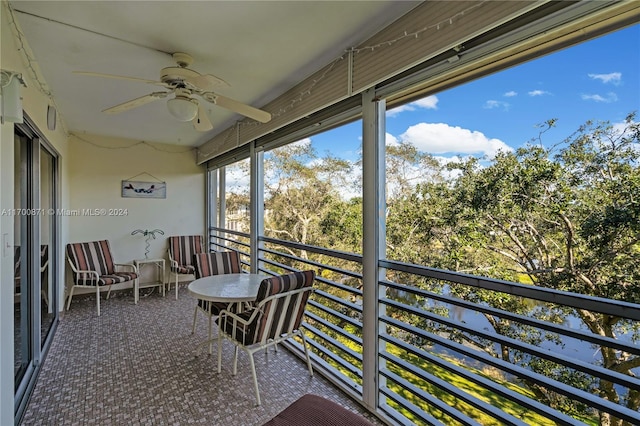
[74,52,271,131]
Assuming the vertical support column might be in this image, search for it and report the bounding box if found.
[207,168,218,251]
[218,166,226,249]
[250,143,264,274]
[361,88,386,410]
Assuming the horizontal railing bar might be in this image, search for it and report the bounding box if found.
[381,259,640,321]
[209,226,249,240]
[313,288,363,313]
[314,275,363,296]
[305,311,363,345]
[380,368,487,426]
[285,340,363,395]
[258,255,362,297]
[381,280,640,356]
[307,299,363,330]
[261,246,363,280]
[260,236,364,264]
[305,335,363,378]
[209,234,250,249]
[380,335,578,425]
[258,256,298,273]
[380,315,640,423]
[303,323,363,362]
[210,243,251,262]
[382,298,640,392]
[379,385,445,426]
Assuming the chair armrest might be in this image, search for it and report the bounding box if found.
[219,307,260,326]
[70,268,100,283]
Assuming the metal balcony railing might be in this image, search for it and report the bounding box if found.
[209,226,640,426]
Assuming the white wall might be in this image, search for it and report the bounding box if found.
[67,133,205,279]
[1,2,70,423]
[1,3,205,423]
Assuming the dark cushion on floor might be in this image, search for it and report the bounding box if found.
[262,394,375,426]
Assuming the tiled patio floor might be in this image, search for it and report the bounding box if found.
[20,285,382,425]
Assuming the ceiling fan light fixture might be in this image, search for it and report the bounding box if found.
[167,96,198,121]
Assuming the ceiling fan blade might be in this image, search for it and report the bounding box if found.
[74,71,170,88]
[192,104,213,132]
[185,74,230,91]
[202,92,271,123]
[103,92,168,114]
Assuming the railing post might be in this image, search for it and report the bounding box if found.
[206,169,215,249]
[361,88,386,411]
[218,166,226,248]
[250,144,264,273]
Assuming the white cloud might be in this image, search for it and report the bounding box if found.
[412,96,439,109]
[483,100,509,110]
[528,90,551,97]
[581,92,618,103]
[504,91,517,97]
[387,95,438,117]
[397,122,512,158]
[588,72,622,85]
[386,132,399,146]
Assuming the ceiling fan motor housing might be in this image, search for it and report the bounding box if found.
[161,67,200,87]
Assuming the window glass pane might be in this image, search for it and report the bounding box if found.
[382,26,639,424]
[14,135,30,389]
[264,121,363,252]
[224,159,250,234]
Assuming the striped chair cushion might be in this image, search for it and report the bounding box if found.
[174,264,195,275]
[66,240,138,286]
[194,251,243,315]
[193,251,241,278]
[197,299,236,316]
[79,272,138,287]
[219,270,315,346]
[253,270,314,343]
[66,240,115,276]
[218,310,257,346]
[168,235,203,273]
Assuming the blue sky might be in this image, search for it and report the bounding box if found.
[309,24,639,163]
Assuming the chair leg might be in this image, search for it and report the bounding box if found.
[300,332,314,377]
[66,287,75,311]
[96,286,101,316]
[106,285,112,300]
[175,274,178,300]
[208,313,214,355]
[233,346,239,376]
[192,305,198,334]
[217,332,223,373]
[248,352,261,406]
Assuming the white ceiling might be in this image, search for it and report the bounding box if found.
[9,1,420,147]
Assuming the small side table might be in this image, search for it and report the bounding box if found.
[133,258,165,303]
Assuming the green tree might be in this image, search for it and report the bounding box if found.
[447,113,640,425]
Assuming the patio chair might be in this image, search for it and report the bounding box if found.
[66,240,138,316]
[167,235,203,299]
[217,270,315,406]
[192,250,242,354]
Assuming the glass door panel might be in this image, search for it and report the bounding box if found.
[14,134,31,390]
[40,146,55,346]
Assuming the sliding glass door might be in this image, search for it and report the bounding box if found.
[13,116,59,423]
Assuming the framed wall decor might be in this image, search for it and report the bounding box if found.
[121,180,166,199]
